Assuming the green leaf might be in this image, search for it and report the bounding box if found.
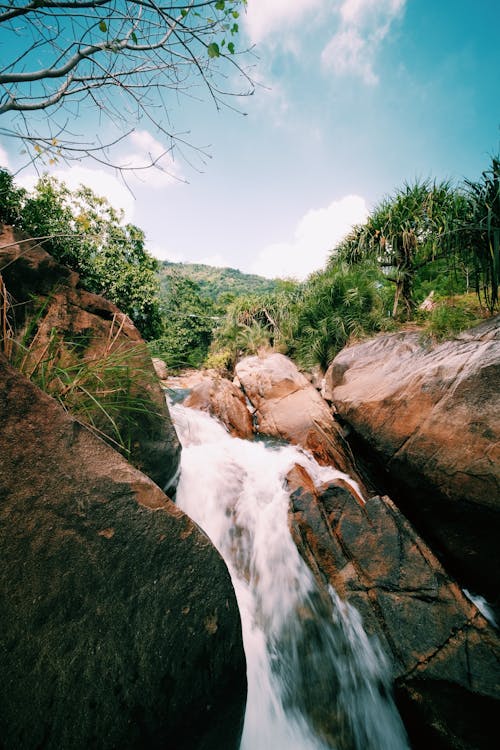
[231,22,239,34]
[215,1,225,10]
[207,42,220,58]
[227,41,235,54]
[181,8,188,17]
[99,20,107,33]
[131,31,138,44]
[232,11,239,18]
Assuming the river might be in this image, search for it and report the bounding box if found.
[169,399,409,750]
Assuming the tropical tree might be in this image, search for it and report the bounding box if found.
[462,155,500,313]
[151,273,217,369]
[209,284,302,367]
[340,180,466,318]
[0,0,251,170]
[289,262,389,370]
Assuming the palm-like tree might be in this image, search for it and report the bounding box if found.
[340,180,465,318]
[463,156,500,313]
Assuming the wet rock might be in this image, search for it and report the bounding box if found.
[164,369,254,439]
[235,352,367,493]
[0,226,180,490]
[0,355,246,750]
[286,469,500,750]
[324,318,500,602]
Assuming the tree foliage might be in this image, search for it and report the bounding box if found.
[0,0,251,169]
[289,262,391,370]
[150,273,216,369]
[462,156,500,313]
[339,180,466,319]
[0,169,162,338]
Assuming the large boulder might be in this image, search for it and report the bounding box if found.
[0,226,180,491]
[324,318,500,603]
[287,467,500,750]
[0,355,246,749]
[163,370,254,440]
[235,353,367,495]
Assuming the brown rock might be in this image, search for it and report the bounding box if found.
[164,369,254,439]
[0,354,246,749]
[152,357,169,380]
[0,226,180,490]
[325,318,500,602]
[235,353,367,493]
[286,470,500,750]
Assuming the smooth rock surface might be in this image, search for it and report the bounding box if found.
[164,369,254,439]
[325,318,500,601]
[0,355,246,750]
[0,226,180,490]
[287,468,500,750]
[235,352,367,494]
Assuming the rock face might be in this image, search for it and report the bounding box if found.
[0,226,180,490]
[0,355,246,750]
[235,353,367,494]
[324,318,500,603]
[164,369,254,440]
[287,468,500,750]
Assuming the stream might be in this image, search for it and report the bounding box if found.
[169,399,410,750]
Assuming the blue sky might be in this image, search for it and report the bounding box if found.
[1,0,499,279]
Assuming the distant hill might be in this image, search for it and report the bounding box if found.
[158,261,280,301]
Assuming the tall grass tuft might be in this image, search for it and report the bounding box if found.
[1,296,162,457]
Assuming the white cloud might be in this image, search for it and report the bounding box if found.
[147,241,186,263]
[250,194,369,280]
[322,0,406,84]
[119,130,182,188]
[0,142,10,170]
[244,0,324,44]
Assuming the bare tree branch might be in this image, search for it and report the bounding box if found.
[0,0,254,173]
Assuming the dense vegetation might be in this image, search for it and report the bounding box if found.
[1,155,498,377]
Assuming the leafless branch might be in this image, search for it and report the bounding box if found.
[0,0,253,173]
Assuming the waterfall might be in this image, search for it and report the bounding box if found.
[169,400,409,750]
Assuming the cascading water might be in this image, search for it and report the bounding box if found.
[169,399,410,750]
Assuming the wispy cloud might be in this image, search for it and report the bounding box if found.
[250,194,369,280]
[0,142,10,170]
[244,0,324,44]
[322,0,406,84]
[118,130,183,188]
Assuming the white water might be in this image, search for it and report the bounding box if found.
[170,400,409,750]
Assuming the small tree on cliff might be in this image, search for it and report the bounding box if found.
[0,169,162,339]
[0,1,251,171]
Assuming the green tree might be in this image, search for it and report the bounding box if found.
[151,274,217,369]
[462,155,500,313]
[340,180,466,318]
[209,284,302,367]
[289,262,390,370]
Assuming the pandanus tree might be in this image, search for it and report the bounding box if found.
[462,156,500,313]
[340,180,465,319]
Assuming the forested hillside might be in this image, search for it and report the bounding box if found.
[158,261,280,301]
